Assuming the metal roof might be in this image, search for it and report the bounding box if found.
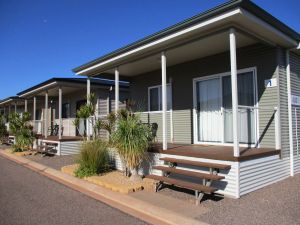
[17,77,129,96]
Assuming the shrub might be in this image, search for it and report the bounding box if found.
[75,139,110,178]
[112,113,151,181]
[0,114,8,143]
[9,112,34,152]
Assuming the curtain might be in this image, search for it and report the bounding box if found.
[197,78,222,142]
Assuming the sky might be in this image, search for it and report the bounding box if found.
[0,0,299,99]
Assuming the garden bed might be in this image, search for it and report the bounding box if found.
[61,164,156,194]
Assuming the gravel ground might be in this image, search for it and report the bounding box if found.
[0,144,12,150]
[24,154,77,170]
[6,148,300,225]
[154,175,300,225]
[0,155,148,225]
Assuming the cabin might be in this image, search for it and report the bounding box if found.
[73,0,300,200]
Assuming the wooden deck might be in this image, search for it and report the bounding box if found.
[149,143,280,162]
[38,135,83,142]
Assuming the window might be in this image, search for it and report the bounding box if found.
[62,103,70,118]
[148,84,172,111]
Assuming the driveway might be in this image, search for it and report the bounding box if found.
[0,155,148,225]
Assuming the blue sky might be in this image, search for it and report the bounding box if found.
[0,0,299,99]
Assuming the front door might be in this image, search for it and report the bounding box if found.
[194,69,257,145]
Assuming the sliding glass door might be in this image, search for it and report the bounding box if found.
[195,69,257,145]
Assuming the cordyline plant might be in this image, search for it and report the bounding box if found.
[0,114,8,144]
[112,112,151,181]
[9,112,34,152]
[94,112,117,143]
[73,93,96,140]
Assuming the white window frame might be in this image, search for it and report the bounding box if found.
[148,83,172,112]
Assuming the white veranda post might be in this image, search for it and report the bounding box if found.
[229,28,239,157]
[286,50,294,176]
[87,77,91,140]
[58,87,62,140]
[115,68,119,113]
[33,97,36,131]
[24,99,28,112]
[45,91,48,138]
[161,52,167,150]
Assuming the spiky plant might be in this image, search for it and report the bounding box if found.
[75,139,110,178]
[94,112,117,142]
[0,114,8,144]
[73,93,97,140]
[112,113,151,181]
[9,112,34,152]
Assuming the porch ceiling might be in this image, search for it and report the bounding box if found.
[104,30,257,76]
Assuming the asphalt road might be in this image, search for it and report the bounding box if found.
[0,156,148,225]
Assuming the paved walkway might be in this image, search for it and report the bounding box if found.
[0,156,148,225]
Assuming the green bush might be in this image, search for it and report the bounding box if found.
[9,112,34,152]
[0,114,8,143]
[75,139,110,178]
[112,113,151,181]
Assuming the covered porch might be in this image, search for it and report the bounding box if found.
[75,26,291,157]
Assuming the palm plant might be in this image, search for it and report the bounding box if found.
[9,112,34,152]
[112,113,151,181]
[0,114,8,143]
[73,93,96,140]
[94,112,117,142]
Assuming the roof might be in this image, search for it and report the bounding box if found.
[73,0,300,73]
[17,77,129,97]
[0,96,23,105]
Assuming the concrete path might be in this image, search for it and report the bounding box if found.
[0,155,147,225]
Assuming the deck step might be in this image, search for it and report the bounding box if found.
[146,174,217,193]
[160,157,231,170]
[152,166,225,180]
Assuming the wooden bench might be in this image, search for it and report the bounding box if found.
[146,157,231,205]
[147,174,217,193]
[152,166,225,180]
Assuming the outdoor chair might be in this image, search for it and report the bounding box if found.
[35,143,57,157]
[142,122,158,142]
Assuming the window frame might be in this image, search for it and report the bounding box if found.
[62,102,70,119]
[148,83,172,112]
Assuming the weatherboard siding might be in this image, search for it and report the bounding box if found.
[239,155,290,196]
[60,141,82,155]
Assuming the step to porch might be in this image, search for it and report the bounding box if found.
[160,157,231,170]
[147,157,230,205]
[152,166,225,180]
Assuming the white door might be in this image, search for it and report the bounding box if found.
[196,78,222,143]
